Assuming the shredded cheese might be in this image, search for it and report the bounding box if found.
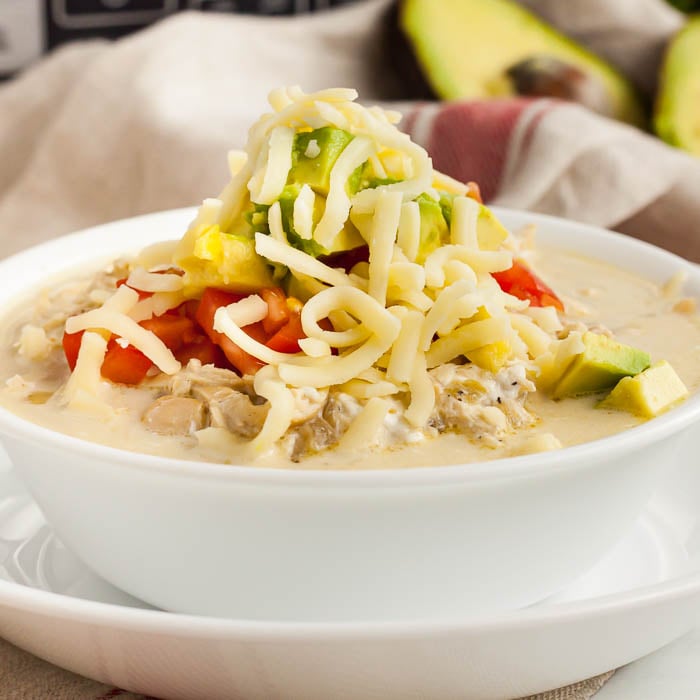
[405,352,434,427]
[293,184,315,240]
[450,196,480,248]
[255,232,353,288]
[251,125,295,205]
[313,135,376,249]
[56,85,567,454]
[267,201,287,243]
[226,296,268,327]
[368,190,402,306]
[250,365,295,454]
[397,200,420,262]
[227,150,248,178]
[426,316,511,368]
[213,306,301,367]
[386,308,423,384]
[337,396,390,450]
[61,331,108,406]
[65,306,180,375]
[126,268,184,293]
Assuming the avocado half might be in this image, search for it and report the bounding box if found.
[393,0,645,127]
[655,16,700,155]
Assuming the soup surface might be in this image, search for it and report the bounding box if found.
[1,88,697,469]
[1,245,697,469]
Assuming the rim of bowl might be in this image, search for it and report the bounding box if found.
[0,207,699,488]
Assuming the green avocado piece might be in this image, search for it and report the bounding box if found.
[437,193,508,250]
[655,17,700,155]
[277,184,325,257]
[598,360,689,418]
[552,332,651,399]
[289,127,361,196]
[398,0,645,127]
[476,204,509,250]
[276,184,365,257]
[415,193,449,263]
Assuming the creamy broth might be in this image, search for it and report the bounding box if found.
[2,246,698,469]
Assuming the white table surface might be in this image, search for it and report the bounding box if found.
[596,627,700,699]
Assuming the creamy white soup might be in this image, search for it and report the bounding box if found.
[1,246,697,470]
[0,87,696,469]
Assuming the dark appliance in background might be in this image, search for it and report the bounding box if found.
[0,0,358,78]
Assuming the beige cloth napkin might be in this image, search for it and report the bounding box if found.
[0,0,698,261]
[0,635,613,700]
[0,1,697,697]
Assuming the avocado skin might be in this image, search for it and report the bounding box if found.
[655,16,700,155]
[666,0,700,12]
[393,0,645,127]
[552,332,651,399]
[383,0,437,100]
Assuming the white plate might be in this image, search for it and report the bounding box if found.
[1,429,699,700]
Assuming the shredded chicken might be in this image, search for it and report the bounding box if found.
[429,363,535,447]
[14,269,541,460]
[142,396,206,436]
[146,358,536,459]
[197,386,268,439]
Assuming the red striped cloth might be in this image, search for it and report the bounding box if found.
[400,97,700,263]
[404,99,540,202]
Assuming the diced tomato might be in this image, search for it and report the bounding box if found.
[318,245,369,273]
[189,287,309,375]
[267,311,305,353]
[100,339,153,385]
[115,278,152,301]
[492,260,564,311]
[194,288,265,375]
[62,330,85,371]
[259,287,290,335]
[218,322,268,376]
[175,335,228,368]
[195,288,244,332]
[466,181,483,203]
[176,299,201,320]
[140,315,197,352]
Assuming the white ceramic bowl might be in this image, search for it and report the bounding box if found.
[0,207,698,623]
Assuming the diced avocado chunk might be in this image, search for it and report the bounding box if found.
[289,127,358,196]
[276,184,364,257]
[552,332,651,399]
[599,361,689,418]
[438,193,455,227]
[415,193,449,263]
[397,0,644,126]
[438,193,508,250]
[175,224,273,294]
[655,16,700,156]
[277,184,325,257]
[363,176,403,189]
[535,333,586,394]
[477,205,509,250]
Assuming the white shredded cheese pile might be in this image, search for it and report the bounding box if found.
[63,86,561,454]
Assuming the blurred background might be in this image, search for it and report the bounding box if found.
[0,0,698,259]
[0,1,362,78]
